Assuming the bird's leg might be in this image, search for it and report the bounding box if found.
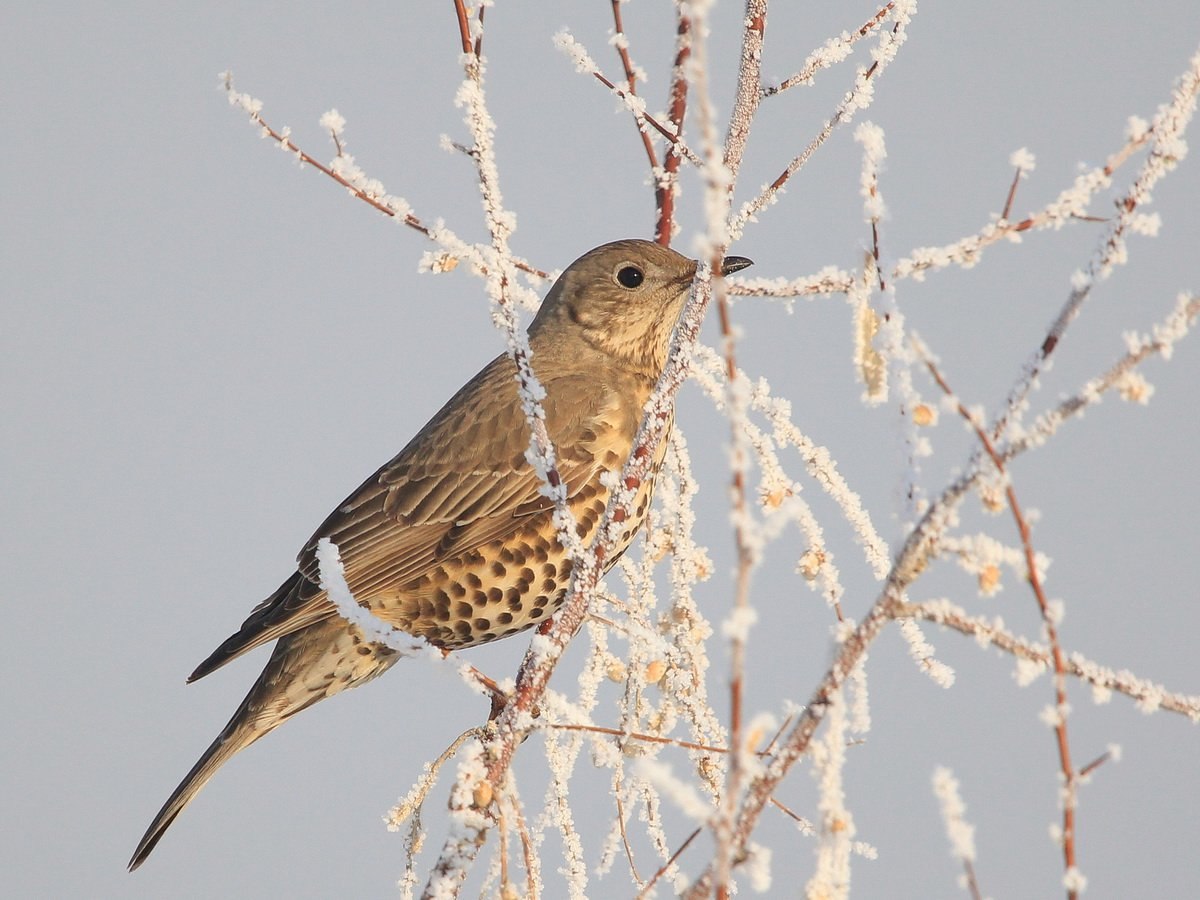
[442,648,510,720]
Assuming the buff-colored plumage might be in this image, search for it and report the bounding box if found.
[129,239,752,869]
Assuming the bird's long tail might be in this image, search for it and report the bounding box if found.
[127,688,264,870]
[129,617,398,870]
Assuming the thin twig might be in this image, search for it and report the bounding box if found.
[761,2,896,97]
[614,792,642,885]
[637,827,702,900]
[545,722,728,756]
[656,8,692,245]
[1078,749,1115,780]
[220,74,550,280]
[609,0,660,178]
[917,346,1080,893]
[730,7,913,238]
[584,67,702,167]
[893,600,1200,720]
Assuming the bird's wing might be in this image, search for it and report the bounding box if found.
[190,354,628,680]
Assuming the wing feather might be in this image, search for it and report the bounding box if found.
[192,353,631,678]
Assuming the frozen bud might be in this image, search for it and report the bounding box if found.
[472,780,494,809]
[763,486,791,509]
[645,660,668,684]
[606,661,628,683]
[649,535,673,562]
[979,484,1005,513]
[978,564,1001,596]
[1115,370,1154,405]
[912,403,937,426]
[798,549,825,581]
[420,251,460,274]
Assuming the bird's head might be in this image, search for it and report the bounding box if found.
[529,239,752,375]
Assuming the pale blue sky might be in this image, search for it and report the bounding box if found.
[4,3,1199,897]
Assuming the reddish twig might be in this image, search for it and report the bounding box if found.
[221,87,550,281]
[917,349,1080,897]
[761,2,896,97]
[683,592,903,899]
[722,1,767,178]
[656,9,692,245]
[512,793,537,900]
[730,8,911,238]
[768,795,814,831]
[1078,749,1115,780]
[1000,164,1023,222]
[609,0,660,179]
[452,0,472,55]
[964,859,985,900]
[584,66,700,165]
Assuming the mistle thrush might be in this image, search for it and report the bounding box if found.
[129,239,752,869]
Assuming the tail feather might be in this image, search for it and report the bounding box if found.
[128,697,262,870]
[130,617,400,870]
[188,572,330,683]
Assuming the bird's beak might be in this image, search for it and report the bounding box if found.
[720,256,754,276]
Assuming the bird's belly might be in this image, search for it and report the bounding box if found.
[368,425,671,651]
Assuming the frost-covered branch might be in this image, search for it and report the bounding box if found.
[896,600,1200,721]
[991,48,1200,448]
[553,29,703,169]
[932,767,983,900]
[223,8,1200,897]
[914,342,1082,893]
[219,71,549,282]
[761,2,897,97]
[729,0,916,240]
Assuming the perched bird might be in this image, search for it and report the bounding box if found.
[129,239,752,869]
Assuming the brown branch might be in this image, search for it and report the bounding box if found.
[918,350,1080,895]
[761,2,896,97]
[637,827,701,900]
[722,0,767,177]
[496,785,511,894]
[222,96,550,281]
[964,859,985,900]
[1000,165,1023,221]
[731,12,909,237]
[585,67,702,167]
[1078,749,1115,780]
[1005,293,1200,458]
[609,0,660,176]
[615,792,642,885]
[683,463,976,897]
[656,10,692,246]
[452,0,472,55]
[512,792,537,900]
[768,795,814,831]
[727,132,1157,301]
[545,722,728,756]
[894,600,1200,720]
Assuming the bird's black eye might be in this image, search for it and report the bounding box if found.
[616,265,644,289]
